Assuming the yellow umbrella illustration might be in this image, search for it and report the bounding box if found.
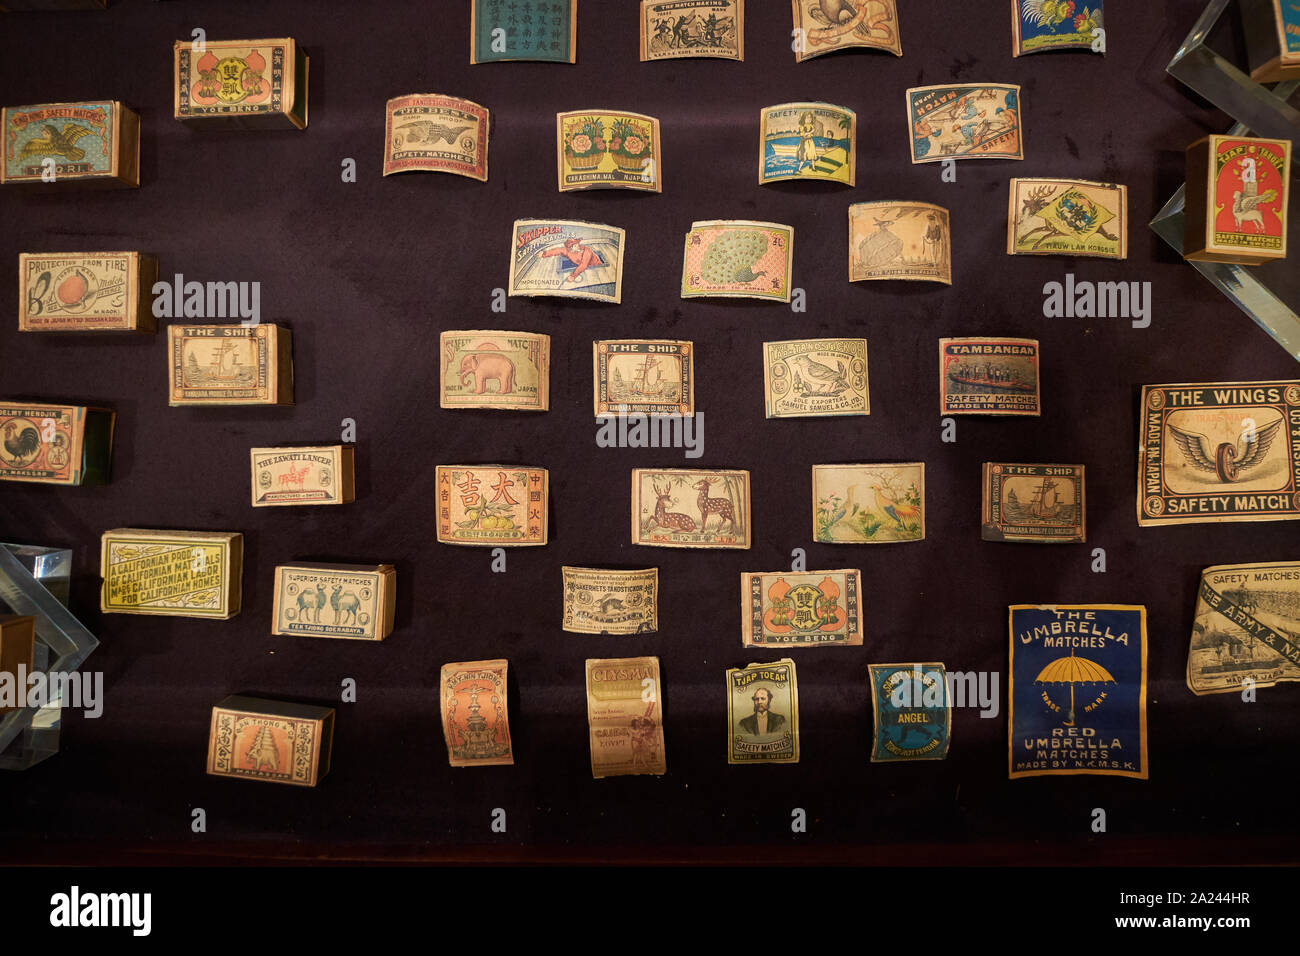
[1034,648,1115,726]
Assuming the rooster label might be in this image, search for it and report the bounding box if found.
[759,102,855,186]
[681,219,794,302]
[1184,134,1291,265]
[508,218,626,304]
[764,338,868,418]
[849,201,951,284]
[869,663,952,762]
[471,0,577,64]
[440,659,514,767]
[1008,178,1127,259]
[1012,0,1104,56]
[640,0,744,62]
[594,340,693,417]
[740,569,863,646]
[1138,381,1300,527]
[982,463,1086,543]
[206,695,334,787]
[437,465,549,546]
[792,0,902,61]
[1187,561,1300,696]
[557,110,661,192]
[173,39,308,130]
[940,337,1041,417]
[585,656,666,778]
[727,659,800,764]
[906,83,1023,164]
[1,100,138,187]
[383,94,489,181]
[1009,604,1148,780]
[440,330,550,411]
[0,402,115,486]
[813,462,925,544]
[250,445,355,507]
[100,529,242,619]
[273,564,396,641]
[562,567,659,635]
[19,252,157,333]
[632,468,751,549]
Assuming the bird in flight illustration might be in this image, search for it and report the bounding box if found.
[1169,418,1283,483]
[19,123,97,162]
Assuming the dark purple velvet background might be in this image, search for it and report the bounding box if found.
[0,0,1297,865]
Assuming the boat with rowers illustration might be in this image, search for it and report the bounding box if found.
[946,363,1036,393]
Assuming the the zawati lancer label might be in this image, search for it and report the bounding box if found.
[1138,380,1300,526]
[1009,604,1147,780]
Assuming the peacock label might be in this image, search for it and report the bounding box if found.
[631,467,752,549]
[759,102,855,186]
[1008,604,1147,780]
[727,659,800,764]
[440,330,550,412]
[440,659,514,767]
[556,110,661,193]
[383,94,489,181]
[868,663,952,762]
[681,219,794,302]
[906,83,1023,164]
[1007,178,1128,260]
[763,338,869,419]
[1011,1,1104,57]
[1187,561,1300,696]
[273,563,396,642]
[1138,380,1300,527]
[982,463,1086,544]
[470,0,577,64]
[791,0,902,62]
[640,0,744,62]
[250,445,355,507]
[939,337,1041,417]
[741,570,863,646]
[437,465,549,546]
[206,695,333,787]
[849,201,951,284]
[562,567,659,635]
[508,218,626,304]
[812,462,925,544]
[593,339,693,417]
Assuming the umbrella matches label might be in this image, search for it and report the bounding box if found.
[1008,604,1148,780]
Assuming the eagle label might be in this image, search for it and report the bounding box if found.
[1138,381,1300,526]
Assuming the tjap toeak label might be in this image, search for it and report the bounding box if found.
[1008,604,1148,780]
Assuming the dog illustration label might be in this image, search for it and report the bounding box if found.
[1138,380,1300,526]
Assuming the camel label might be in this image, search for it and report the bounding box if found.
[272,564,397,642]
[1009,605,1148,780]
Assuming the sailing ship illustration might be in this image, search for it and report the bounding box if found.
[611,355,679,401]
[1007,477,1068,522]
[184,339,257,386]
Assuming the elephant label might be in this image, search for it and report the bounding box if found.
[440,331,551,411]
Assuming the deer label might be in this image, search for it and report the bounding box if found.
[1007,178,1128,260]
[632,468,751,549]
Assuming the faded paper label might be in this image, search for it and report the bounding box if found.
[441,659,513,767]
[869,663,952,762]
[813,463,925,543]
[1187,561,1300,696]
[384,93,488,181]
[509,219,625,304]
[641,0,743,61]
[763,338,868,418]
[586,656,666,777]
[792,0,901,61]
[562,567,658,635]
[849,202,950,284]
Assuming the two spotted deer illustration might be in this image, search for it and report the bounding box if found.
[649,478,735,534]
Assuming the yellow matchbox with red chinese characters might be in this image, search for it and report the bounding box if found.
[435,465,549,546]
